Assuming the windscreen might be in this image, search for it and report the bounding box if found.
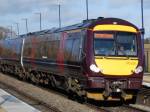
[94,32,137,56]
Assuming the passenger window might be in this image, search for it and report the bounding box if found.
[71,38,80,62]
[40,41,47,58]
[64,39,73,61]
[47,40,59,60]
[24,40,32,58]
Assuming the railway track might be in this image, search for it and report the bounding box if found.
[0,80,62,112]
[86,101,150,112]
[0,73,123,112]
[0,73,150,112]
[139,87,150,97]
[0,73,106,112]
[137,86,150,108]
[126,104,150,112]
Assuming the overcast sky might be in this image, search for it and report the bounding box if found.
[0,0,150,37]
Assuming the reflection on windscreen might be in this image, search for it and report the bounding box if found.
[94,32,137,56]
[94,37,115,56]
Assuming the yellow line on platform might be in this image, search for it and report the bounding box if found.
[143,75,150,82]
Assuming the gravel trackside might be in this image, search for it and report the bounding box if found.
[0,73,99,112]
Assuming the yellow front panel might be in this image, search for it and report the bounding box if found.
[93,25,137,33]
[95,57,139,76]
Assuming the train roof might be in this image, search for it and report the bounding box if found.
[19,17,104,37]
[20,17,139,37]
[2,17,139,40]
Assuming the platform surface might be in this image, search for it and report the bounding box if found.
[0,89,40,112]
[143,73,150,87]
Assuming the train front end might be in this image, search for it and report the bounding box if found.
[85,18,144,102]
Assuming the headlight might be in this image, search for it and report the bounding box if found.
[134,66,143,74]
[90,64,101,73]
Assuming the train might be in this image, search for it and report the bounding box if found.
[0,17,144,103]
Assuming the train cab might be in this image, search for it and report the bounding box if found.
[86,18,144,102]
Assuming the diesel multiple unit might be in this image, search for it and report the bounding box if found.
[0,18,144,103]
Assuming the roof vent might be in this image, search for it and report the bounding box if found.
[97,17,104,20]
[83,19,96,23]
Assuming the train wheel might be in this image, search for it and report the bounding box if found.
[30,73,38,84]
[76,95,86,104]
[66,77,86,103]
[129,95,137,104]
[2,65,7,74]
[17,69,23,80]
[49,75,56,88]
[124,95,137,104]
[24,72,30,81]
[22,73,27,81]
[1,66,5,73]
[30,72,41,85]
[67,90,86,104]
[68,90,76,101]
